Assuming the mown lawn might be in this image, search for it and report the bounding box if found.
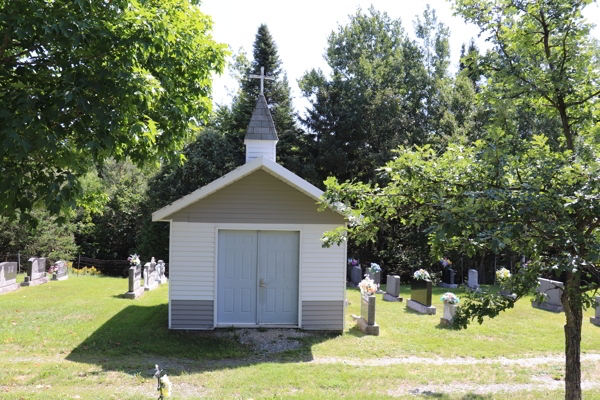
[1,275,599,399]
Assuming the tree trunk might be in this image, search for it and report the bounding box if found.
[562,271,582,400]
[478,251,486,285]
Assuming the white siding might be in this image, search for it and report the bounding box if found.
[170,221,215,301]
[301,224,346,301]
[245,139,277,163]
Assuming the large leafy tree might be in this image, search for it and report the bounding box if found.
[321,1,600,399]
[0,0,227,224]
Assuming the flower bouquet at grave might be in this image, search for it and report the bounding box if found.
[496,267,513,292]
[48,265,59,275]
[439,258,452,268]
[369,263,381,274]
[440,292,460,305]
[413,269,431,281]
[128,254,141,267]
[358,277,377,296]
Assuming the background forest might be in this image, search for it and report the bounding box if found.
[0,6,567,282]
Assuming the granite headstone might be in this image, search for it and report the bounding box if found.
[156,260,168,284]
[383,275,403,302]
[0,262,20,294]
[21,257,48,287]
[51,260,68,281]
[143,261,158,291]
[467,269,479,290]
[351,265,362,286]
[352,293,379,335]
[407,279,436,314]
[532,277,564,312]
[591,296,600,326]
[124,265,144,299]
[440,268,457,288]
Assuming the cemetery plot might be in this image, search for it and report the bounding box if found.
[352,294,379,335]
[143,261,158,291]
[124,265,144,299]
[0,262,20,295]
[21,257,49,287]
[383,275,403,302]
[532,278,564,313]
[440,268,457,289]
[407,279,436,315]
[51,260,69,281]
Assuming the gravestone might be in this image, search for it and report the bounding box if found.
[591,296,600,327]
[383,275,403,302]
[51,260,68,281]
[350,265,362,286]
[532,277,564,312]
[144,261,158,291]
[21,257,48,287]
[156,260,168,284]
[124,265,144,299]
[0,262,20,295]
[440,268,457,289]
[351,294,379,335]
[367,270,381,286]
[467,269,479,291]
[407,279,436,314]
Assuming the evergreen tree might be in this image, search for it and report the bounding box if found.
[214,24,304,175]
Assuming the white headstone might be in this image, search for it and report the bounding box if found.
[468,269,479,290]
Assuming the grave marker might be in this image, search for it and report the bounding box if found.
[0,262,20,295]
[350,265,362,286]
[351,294,379,335]
[532,277,564,312]
[467,269,479,291]
[156,260,168,284]
[124,265,144,299]
[51,260,69,281]
[144,260,158,291]
[383,275,403,302]
[21,257,49,287]
[591,296,600,327]
[440,268,457,289]
[407,278,436,315]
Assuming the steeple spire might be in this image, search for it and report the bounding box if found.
[244,67,278,163]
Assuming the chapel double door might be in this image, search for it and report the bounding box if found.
[217,230,299,325]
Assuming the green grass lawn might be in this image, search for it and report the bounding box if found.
[1,275,599,399]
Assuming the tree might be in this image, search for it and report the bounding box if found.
[213,24,303,174]
[321,1,600,399]
[137,129,242,261]
[0,0,227,224]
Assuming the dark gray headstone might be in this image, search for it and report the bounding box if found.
[0,262,18,287]
[367,270,380,286]
[351,266,362,285]
[386,275,401,297]
[442,268,455,285]
[360,294,376,326]
[411,279,432,307]
[27,257,46,280]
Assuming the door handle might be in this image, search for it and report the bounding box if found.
[259,278,266,287]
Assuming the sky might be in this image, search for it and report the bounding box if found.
[202,0,600,117]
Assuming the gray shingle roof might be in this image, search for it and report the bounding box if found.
[244,94,278,141]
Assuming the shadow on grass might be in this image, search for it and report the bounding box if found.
[66,303,333,376]
[415,393,492,399]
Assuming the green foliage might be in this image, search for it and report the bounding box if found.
[137,129,242,260]
[0,208,78,260]
[0,0,227,223]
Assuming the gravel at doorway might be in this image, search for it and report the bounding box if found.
[215,328,313,354]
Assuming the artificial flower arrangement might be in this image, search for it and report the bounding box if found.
[159,374,172,397]
[369,263,381,274]
[496,267,511,281]
[440,258,452,267]
[440,292,460,304]
[413,269,431,281]
[48,265,58,274]
[128,254,141,267]
[358,276,378,296]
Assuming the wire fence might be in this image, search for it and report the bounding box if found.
[0,253,169,278]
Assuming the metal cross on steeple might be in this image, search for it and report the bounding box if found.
[249,66,275,95]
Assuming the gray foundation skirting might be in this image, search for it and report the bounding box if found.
[531,300,564,313]
[302,300,344,331]
[407,299,436,315]
[171,300,214,329]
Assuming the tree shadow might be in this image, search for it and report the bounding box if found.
[66,304,333,377]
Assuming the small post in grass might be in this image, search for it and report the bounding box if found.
[154,364,172,399]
